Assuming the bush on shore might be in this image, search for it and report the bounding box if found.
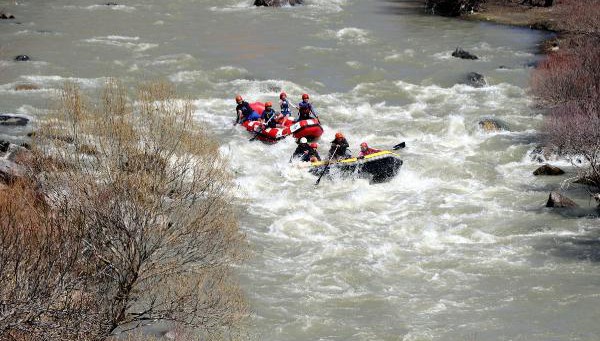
[533,0,600,190]
[0,80,248,340]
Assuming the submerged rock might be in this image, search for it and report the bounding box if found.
[478,118,504,132]
[14,55,30,62]
[0,114,29,126]
[254,0,303,6]
[533,164,565,176]
[465,72,486,87]
[15,83,40,91]
[546,191,578,208]
[452,47,478,60]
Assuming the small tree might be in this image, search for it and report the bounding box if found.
[35,80,247,338]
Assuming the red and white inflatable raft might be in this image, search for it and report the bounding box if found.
[240,102,324,143]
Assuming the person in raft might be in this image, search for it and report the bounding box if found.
[357,142,381,159]
[235,95,260,124]
[261,101,277,129]
[293,138,320,162]
[328,132,350,161]
[297,93,317,121]
[279,92,293,118]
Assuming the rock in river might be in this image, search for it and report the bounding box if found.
[533,164,565,176]
[254,0,303,6]
[0,114,29,126]
[452,47,478,60]
[546,191,578,208]
[465,72,486,87]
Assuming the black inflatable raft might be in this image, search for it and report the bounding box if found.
[308,150,403,183]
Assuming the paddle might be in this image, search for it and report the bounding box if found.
[315,145,339,186]
[393,142,406,150]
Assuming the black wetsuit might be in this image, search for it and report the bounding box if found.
[328,138,350,160]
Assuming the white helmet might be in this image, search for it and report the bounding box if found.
[299,137,307,144]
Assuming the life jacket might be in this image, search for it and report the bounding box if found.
[298,101,312,120]
[280,99,291,116]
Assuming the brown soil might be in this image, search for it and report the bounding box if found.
[463,1,560,31]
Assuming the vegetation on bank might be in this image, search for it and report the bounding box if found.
[531,1,600,190]
[0,81,248,340]
[426,0,600,193]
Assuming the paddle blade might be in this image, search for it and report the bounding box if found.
[393,142,406,150]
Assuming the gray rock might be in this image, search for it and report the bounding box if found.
[465,72,486,87]
[0,140,9,153]
[0,159,25,184]
[452,47,478,60]
[533,164,565,176]
[546,191,578,208]
[0,12,15,19]
[0,114,29,126]
[254,0,303,6]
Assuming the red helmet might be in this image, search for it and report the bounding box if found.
[265,101,273,107]
[335,132,344,139]
[235,95,243,102]
[360,142,368,148]
[280,92,287,99]
[309,143,318,149]
[302,93,309,100]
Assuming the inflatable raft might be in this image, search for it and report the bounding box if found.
[308,150,403,183]
[240,102,324,143]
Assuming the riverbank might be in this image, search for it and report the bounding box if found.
[455,0,600,198]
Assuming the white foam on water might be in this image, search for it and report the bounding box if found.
[20,75,108,89]
[81,36,158,52]
[84,4,136,12]
[324,27,372,45]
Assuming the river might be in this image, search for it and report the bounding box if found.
[1,0,599,340]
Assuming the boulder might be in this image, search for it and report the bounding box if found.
[452,47,478,60]
[0,159,25,184]
[14,55,30,62]
[533,164,565,176]
[0,140,9,153]
[478,118,503,132]
[546,191,578,208]
[0,12,15,19]
[465,72,486,87]
[0,114,29,126]
[425,0,483,16]
[254,0,303,6]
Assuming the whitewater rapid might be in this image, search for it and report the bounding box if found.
[1,0,599,340]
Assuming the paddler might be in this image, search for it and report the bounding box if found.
[357,142,381,159]
[235,95,260,124]
[292,137,320,162]
[297,93,317,121]
[261,101,277,129]
[328,132,350,161]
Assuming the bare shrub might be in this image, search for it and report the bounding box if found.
[531,37,600,106]
[0,180,101,340]
[554,0,600,36]
[1,79,248,340]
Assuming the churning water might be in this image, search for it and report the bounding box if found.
[1,0,599,340]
